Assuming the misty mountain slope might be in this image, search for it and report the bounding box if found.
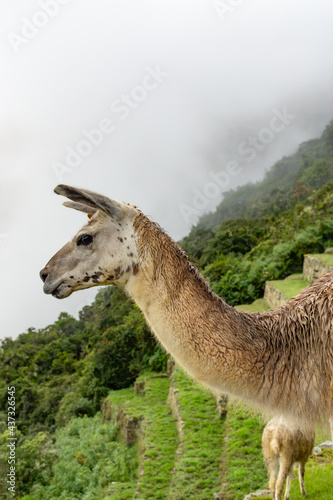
[184,118,333,236]
[180,119,333,306]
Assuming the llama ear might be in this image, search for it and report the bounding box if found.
[62,201,98,215]
[54,184,124,221]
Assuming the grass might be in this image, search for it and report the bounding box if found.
[266,273,310,301]
[134,375,178,500]
[103,374,333,500]
[221,392,333,500]
[256,448,333,500]
[286,449,333,499]
[105,368,228,499]
[105,373,178,500]
[223,402,267,499]
[167,367,226,499]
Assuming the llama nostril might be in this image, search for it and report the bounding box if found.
[40,270,48,283]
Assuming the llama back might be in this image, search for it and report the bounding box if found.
[249,272,333,428]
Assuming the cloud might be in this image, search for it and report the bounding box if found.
[1,0,333,339]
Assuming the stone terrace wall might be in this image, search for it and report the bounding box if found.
[264,281,288,308]
[303,254,333,282]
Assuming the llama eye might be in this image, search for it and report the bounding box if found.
[77,234,93,246]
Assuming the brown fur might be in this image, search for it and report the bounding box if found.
[262,417,315,500]
[130,212,333,429]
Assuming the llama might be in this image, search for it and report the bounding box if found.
[40,185,333,430]
[262,417,315,500]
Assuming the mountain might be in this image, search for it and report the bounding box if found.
[181,119,333,258]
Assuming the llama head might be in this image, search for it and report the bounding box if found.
[40,185,139,299]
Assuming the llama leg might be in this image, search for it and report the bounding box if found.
[284,470,293,500]
[298,462,306,496]
[275,459,292,500]
[266,455,279,496]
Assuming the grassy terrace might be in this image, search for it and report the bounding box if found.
[168,367,226,499]
[267,273,310,301]
[235,298,270,313]
[309,252,333,267]
[105,369,228,499]
[103,368,333,500]
[105,374,178,499]
[223,403,267,499]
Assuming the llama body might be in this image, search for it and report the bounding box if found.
[262,417,315,500]
[40,185,333,429]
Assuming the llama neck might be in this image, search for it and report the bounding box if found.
[125,214,266,397]
[125,214,332,428]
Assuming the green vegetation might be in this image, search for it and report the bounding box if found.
[24,414,138,500]
[103,368,226,500]
[105,373,179,499]
[168,368,226,500]
[287,450,333,500]
[189,190,333,307]
[235,298,270,313]
[1,119,333,498]
[0,288,166,498]
[223,403,266,499]
[185,119,333,234]
[182,120,333,306]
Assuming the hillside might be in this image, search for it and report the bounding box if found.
[189,119,333,232]
[1,120,333,498]
[181,119,333,267]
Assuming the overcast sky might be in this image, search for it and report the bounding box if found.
[1,0,333,340]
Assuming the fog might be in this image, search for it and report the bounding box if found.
[1,0,333,339]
